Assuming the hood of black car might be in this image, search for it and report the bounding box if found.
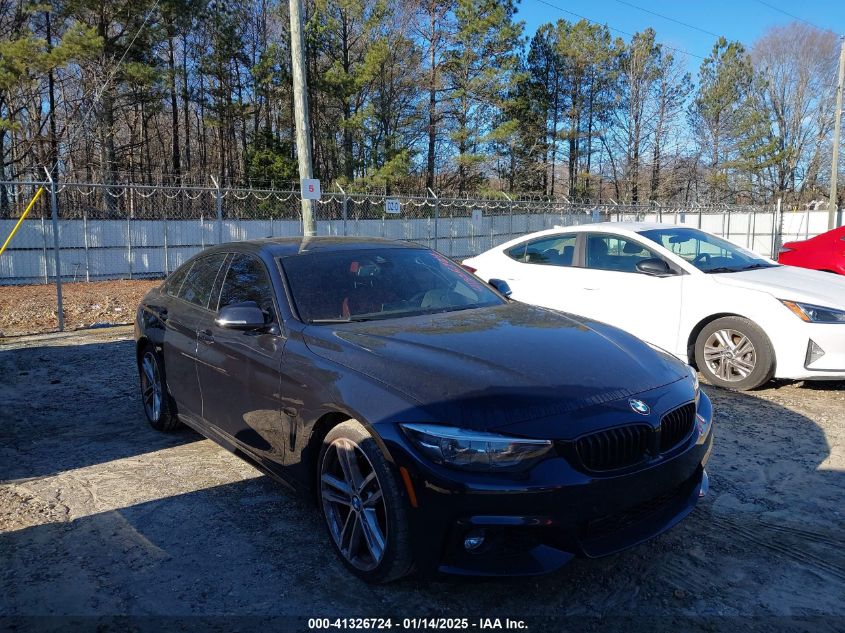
[303,302,688,431]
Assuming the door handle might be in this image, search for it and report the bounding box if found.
[197,329,214,343]
[583,287,600,291]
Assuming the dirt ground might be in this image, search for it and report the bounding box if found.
[0,280,159,337]
[1,327,844,630]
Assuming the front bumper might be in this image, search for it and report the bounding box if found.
[773,321,845,380]
[375,391,714,577]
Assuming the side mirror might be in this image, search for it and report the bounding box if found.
[636,258,673,276]
[215,301,268,330]
[488,278,513,297]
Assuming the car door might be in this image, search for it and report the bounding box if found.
[492,233,592,313]
[575,233,684,351]
[162,253,228,418]
[196,253,288,465]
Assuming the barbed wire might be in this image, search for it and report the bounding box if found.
[0,179,793,219]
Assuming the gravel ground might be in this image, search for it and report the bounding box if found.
[1,327,844,630]
[0,280,159,337]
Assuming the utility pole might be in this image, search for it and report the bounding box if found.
[289,0,316,236]
[830,36,845,230]
[45,9,59,178]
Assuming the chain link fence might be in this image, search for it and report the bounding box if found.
[0,180,837,290]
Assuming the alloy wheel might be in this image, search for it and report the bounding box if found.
[320,437,388,571]
[703,329,757,382]
[141,351,163,421]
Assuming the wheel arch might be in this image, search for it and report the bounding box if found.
[686,312,749,369]
[304,409,402,502]
[136,336,152,367]
[304,411,353,501]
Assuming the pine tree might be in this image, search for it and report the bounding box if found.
[690,37,779,201]
[443,0,522,193]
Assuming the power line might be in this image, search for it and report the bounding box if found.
[612,0,720,38]
[752,0,837,35]
[533,0,708,60]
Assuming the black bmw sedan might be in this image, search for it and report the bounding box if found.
[134,237,713,583]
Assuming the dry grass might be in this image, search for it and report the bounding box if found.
[0,279,159,337]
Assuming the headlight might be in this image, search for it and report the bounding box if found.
[400,424,553,472]
[780,300,845,324]
[691,370,700,402]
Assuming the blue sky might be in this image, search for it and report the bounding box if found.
[516,0,845,74]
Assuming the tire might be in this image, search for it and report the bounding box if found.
[317,420,414,583]
[694,316,775,390]
[138,344,181,431]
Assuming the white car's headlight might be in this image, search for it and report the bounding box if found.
[400,424,553,472]
[781,300,845,324]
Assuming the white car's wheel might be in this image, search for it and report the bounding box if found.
[694,316,775,390]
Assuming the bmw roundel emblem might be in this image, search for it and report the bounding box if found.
[629,399,650,415]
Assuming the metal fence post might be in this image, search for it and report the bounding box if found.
[749,207,756,250]
[509,200,514,239]
[428,187,438,252]
[82,205,90,282]
[127,185,134,279]
[805,205,810,240]
[44,170,64,332]
[212,176,223,244]
[40,215,48,284]
[772,198,782,257]
[162,203,169,276]
[501,192,512,245]
[337,182,348,237]
[449,206,454,258]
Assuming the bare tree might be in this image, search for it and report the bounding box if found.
[752,22,840,200]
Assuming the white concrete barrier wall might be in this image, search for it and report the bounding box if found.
[0,210,834,284]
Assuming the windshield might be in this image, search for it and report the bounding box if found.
[280,247,505,323]
[639,227,777,273]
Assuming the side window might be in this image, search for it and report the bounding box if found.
[218,255,275,318]
[163,261,193,296]
[506,234,577,267]
[585,234,661,273]
[177,253,227,308]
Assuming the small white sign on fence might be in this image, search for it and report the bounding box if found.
[471,209,483,226]
[301,178,321,200]
[385,198,401,214]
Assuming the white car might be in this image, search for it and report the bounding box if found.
[463,222,845,390]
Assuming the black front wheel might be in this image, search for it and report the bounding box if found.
[138,345,181,431]
[318,420,413,583]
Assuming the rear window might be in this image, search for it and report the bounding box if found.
[163,262,193,296]
[177,253,227,308]
[506,235,576,266]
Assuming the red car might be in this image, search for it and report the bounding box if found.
[778,226,845,275]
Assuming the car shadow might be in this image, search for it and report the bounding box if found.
[1,382,843,621]
[0,338,201,482]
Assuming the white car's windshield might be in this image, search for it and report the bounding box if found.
[639,227,778,274]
